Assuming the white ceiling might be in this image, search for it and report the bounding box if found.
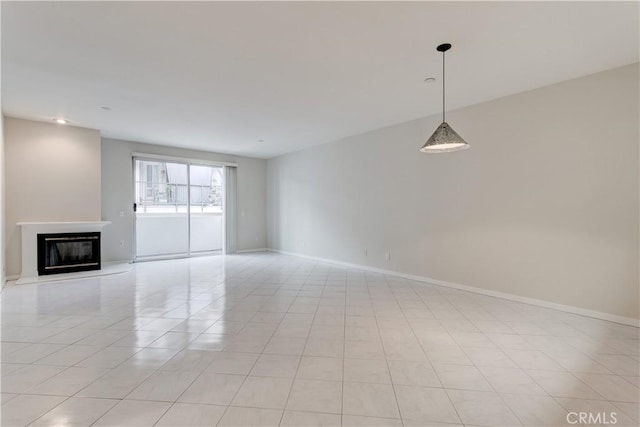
[2,1,638,158]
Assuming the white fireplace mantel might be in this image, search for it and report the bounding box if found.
[17,221,111,229]
[17,221,112,282]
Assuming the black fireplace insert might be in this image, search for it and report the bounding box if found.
[37,232,101,275]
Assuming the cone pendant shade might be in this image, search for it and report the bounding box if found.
[420,43,470,153]
[420,122,469,153]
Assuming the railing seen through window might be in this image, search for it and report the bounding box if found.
[135,161,223,213]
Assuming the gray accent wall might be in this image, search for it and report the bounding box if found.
[267,64,640,320]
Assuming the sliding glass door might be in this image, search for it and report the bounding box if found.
[134,158,224,261]
[189,165,224,254]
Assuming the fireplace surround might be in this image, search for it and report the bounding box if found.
[16,221,112,283]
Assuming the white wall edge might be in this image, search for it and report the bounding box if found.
[237,248,269,254]
[268,248,639,328]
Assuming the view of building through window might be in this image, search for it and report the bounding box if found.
[135,160,223,213]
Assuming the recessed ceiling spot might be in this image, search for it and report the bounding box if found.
[424,77,436,83]
[53,118,68,125]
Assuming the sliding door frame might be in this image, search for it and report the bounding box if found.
[132,153,231,262]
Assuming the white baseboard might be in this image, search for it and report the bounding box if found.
[237,248,269,254]
[268,248,639,328]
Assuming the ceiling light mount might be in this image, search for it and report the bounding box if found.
[436,43,451,53]
[420,42,470,153]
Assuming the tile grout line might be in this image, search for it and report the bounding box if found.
[442,288,531,426]
[275,265,325,426]
[86,289,252,425]
[390,275,464,426]
[339,269,347,426]
[212,274,297,427]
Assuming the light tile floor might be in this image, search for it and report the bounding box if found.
[1,253,638,426]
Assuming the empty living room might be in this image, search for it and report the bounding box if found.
[0,1,638,426]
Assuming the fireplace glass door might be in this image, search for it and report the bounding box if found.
[37,232,101,275]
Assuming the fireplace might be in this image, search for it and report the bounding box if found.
[37,232,101,275]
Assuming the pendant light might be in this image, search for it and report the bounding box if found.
[420,43,470,153]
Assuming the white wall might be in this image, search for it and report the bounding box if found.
[0,7,4,284]
[0,114,5,283]
[267,64,639,321]
[4,117,102,278]
[101,138,267,262]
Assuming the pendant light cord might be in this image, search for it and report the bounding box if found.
[442,49,446,123]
